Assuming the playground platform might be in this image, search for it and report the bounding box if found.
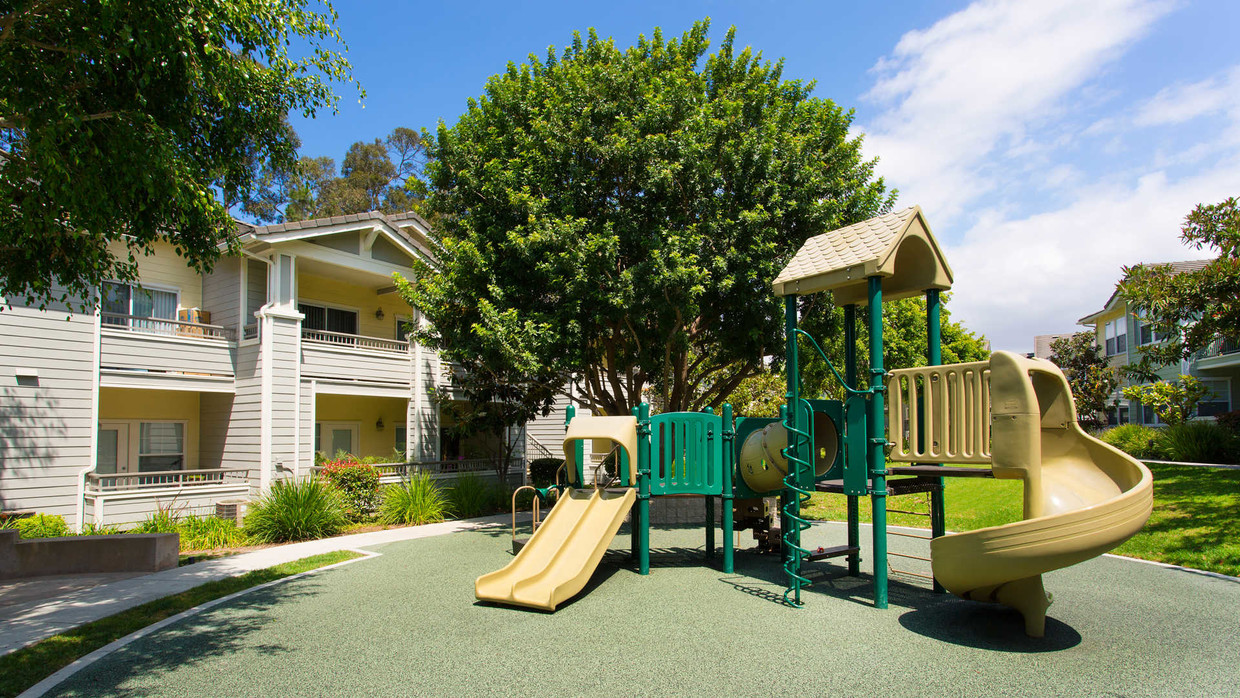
[37,522,1240,698]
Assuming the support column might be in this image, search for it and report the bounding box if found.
[867,276,889,610]
[844,303,861,577]
[703,406,715,559]
[926,288,946,594]
[721,403,735,574]
[637,402,651,575]
[784,294,805,606]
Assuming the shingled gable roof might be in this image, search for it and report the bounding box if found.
[771,205,953,305]
[233,210,436,263]
[1077,259,1214,325]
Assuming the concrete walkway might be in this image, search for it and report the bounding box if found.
[0,514,512,656]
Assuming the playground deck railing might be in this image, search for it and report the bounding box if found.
[887,361,992,464]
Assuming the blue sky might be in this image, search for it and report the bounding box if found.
[291,0,1240,352]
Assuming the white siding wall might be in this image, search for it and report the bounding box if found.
[267,316,301,477]
[222,343,262,483]
[525,391,574,462]
[0,300,98,519]
[299,381,315,473]
[202,256,242,333]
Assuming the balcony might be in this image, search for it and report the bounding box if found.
[99,313,236,388]
[81,467,251,527]
[1196,336,1240,371]
[300,328,414,387]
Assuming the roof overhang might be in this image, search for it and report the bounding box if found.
[772,205,954,305]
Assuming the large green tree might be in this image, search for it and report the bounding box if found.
[0,0,357,309]
[405,21,894,416]
[1049,331,1117,431]
[244,126,430,223]
[1118,196,1240,375]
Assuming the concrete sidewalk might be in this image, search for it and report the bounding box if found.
[0,514,511,656]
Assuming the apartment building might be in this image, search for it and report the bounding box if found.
[1078,260,1237,426]
[0,211,557,528]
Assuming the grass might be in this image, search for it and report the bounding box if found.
[0,550,362,698]
[803,461,1240,578]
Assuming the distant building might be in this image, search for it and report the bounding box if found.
[1033,333,1071,360]
[1078,260,1235,426]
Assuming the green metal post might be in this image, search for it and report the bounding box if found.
[565,404,577,487]
[867,276,889,609]
[721,403,735,574]
[703,406,715,559]
[637,402,651,575]
[631,405,641,559]
[844,303,861,577]
[926,288,946,593]
[783,295,809,606]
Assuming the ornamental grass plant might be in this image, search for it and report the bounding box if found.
[379,474,451,525]
[244,478,348,543]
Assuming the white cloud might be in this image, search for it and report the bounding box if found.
[1134,66,1240,126]
[859,0,1174,219]
[945,164,1239,352]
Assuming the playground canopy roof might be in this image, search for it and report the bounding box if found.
[771,206,953,306]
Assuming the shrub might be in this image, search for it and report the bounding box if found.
[244,478,348,543]
[1100,425,1168,460]
[1216,409,1240,433]
[178,515,251,551]
[380,474,451,525]
[11,513,72,539]
[448,474,508,518]
[528,458,563,487]
[1160,421,1239,465]
[319,456,381,520]
[79,522,123,536]
[132,509,180,534]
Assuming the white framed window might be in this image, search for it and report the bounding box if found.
[395,314,415,342]
[1198,379,1230,418]
[299,302,359,337]
[1104,318,1127,356]
[102,281,179,330]
[137,421,185,472]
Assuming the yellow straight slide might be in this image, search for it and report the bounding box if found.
[928,352,1153,637]
[475,487,636,611]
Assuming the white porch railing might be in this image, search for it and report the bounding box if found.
[309,459,525,486]
[302,328,409,353]
[101,313,235,341]
[81,468,251,528]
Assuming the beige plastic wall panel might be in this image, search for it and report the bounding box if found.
[887,361,992,464]
[562,416,638,486]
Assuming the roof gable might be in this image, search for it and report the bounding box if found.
[772,205,954,305]
[237,210,436,265]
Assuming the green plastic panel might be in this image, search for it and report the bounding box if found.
[648,411,724,496]
[805,399,845,483]
[843,395,868,496]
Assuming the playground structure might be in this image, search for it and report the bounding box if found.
[476,206,1153,636]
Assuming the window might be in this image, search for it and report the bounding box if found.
[103,282,178,328]
[1107,403,1130,426]
[138,422,184,471]
[315,422,359,457]
[1104,318,1127,356]
[1198,379,1230,418]
[395,424,408,456]
[395,315,415,342]
[299,302,358,336]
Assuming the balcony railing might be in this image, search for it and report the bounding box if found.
[102,313,235,341]
[85,467,250,494]
[302,328,409,353]
[309,458,524,485]
[1195,336,1240,360]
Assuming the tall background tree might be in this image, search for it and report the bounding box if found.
[1049,331,1117,431]
[243,126,431,224]
[0,0,358,309]
[1119,196,1240,376]
[404,20,895,417]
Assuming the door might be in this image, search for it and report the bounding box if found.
[97,421,131,474]
[317,421,360,458]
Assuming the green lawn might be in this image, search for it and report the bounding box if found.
[0,550,363,698]
[803,462,1240,577]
